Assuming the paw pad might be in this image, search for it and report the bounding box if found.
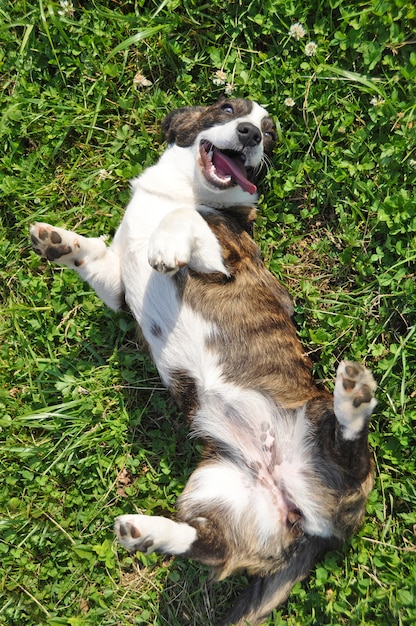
[352,384,373,408]
[334,360,377,438]
[114,516,155,553]
[338,361,376,406]
[30,223,74,261]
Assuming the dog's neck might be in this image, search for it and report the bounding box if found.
[199,204,258,231]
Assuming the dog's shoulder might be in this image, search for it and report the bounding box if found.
[187,206,260,281]
[176,206,295,320]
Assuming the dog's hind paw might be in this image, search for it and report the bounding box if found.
[334,360,377,439]
[114,514,197,555]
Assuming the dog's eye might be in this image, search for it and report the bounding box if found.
[221,103,234,115]
[264,130,276,141]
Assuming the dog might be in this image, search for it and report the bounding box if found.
[30,98,377,625]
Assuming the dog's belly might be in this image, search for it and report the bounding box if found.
[190,395,336,539]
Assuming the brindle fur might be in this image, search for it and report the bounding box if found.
[175,208,319,409]
[166,207,374,624]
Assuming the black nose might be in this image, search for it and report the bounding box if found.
[237,122,262,147]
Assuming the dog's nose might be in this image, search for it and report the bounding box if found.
[237,122,262,147]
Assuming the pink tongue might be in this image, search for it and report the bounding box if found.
[212,151,257,195]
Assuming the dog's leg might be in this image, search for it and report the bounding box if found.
[308,361,376,484]
[114,514,198,556]
[320,359,377,491]
[114,511,229,568]
[148,208,229,276]
[334,360,377,440]
[30,222,123,310]
[115,462,240,567]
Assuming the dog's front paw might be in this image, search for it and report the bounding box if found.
[30,222,80,264]
[148,230,191,275]
[30,222,75,261]
[148,209,229,276]
[334,360,377,439]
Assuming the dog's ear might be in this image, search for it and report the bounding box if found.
[161,106,206,146]
[262,116,277,157]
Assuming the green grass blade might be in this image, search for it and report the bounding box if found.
[317,64,385,95]
[103,25,167,65]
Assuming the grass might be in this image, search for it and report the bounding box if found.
[1,0,415,624]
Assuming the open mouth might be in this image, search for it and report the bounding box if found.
[199,141,257,195]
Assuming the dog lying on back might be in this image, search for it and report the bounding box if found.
[30,98,377,625]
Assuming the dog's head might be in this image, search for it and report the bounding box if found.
[161,99,276,205]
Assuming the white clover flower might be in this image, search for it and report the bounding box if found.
[58,0,74,17]
[133,72,152,88]
[409,159,416,170]
[289,23,306,41]
[97,169,112,180]
[370,95,385,106]
[212,69,227,86]
[224,83,235,96]
[305,41,318,57]
[284,97,295,107]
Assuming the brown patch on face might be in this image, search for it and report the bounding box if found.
[162,105,207,145]
[161,98,274,151]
